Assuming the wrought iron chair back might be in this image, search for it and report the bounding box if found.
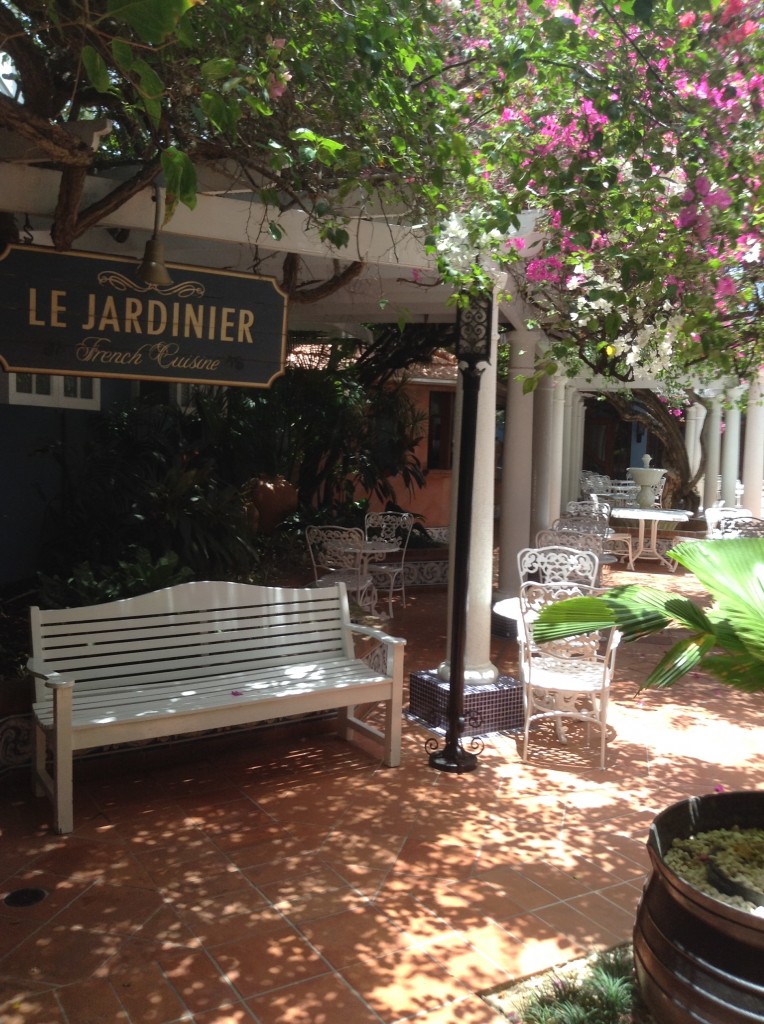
[518,581,621,769]
[717,516,764,537]
[363,511,416,616]
[517,545,600,588]
[305,525,376,612]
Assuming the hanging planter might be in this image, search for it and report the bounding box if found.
[634,790,764,1024]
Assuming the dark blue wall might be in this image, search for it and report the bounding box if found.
[1,378,131,587]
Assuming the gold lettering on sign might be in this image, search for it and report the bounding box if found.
[124,298,142,333]
[147,300,167,335]
[29,288,68,328]
[28,289,45,327]
[51,291,67,328]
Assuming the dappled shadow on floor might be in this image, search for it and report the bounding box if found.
[1,562,762,1023]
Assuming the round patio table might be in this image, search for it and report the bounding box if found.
[610,506,690,570]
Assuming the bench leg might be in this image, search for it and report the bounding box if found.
[382,695,401,767]
[33,720,46,797]
[52,688,74,834]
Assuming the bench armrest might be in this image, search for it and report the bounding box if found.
[27,658,75,689]
[350,624,406,646]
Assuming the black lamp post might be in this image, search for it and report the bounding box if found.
[429,292,493,773]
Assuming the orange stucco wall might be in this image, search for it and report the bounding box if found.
[365,381,454,529]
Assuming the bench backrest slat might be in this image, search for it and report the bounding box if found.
[30,581,356,701]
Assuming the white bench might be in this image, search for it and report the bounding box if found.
[28,580,405,834]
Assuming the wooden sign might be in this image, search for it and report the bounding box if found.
[0,245,288,388]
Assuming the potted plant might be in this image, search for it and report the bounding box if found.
[534,537,764,1024]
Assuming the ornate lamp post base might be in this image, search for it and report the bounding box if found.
[428,744,478,773]
[428,292,492,775]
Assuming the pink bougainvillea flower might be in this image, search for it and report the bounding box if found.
[715,276,737,298]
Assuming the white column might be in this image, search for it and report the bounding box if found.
[684,402,706,478]
[550,380,566,519]
[438,297,500,683]
[703,396,723,510]
[531,374,565,539]
[560,388,576,504]
[531,374,553,539]
[567,394,586,506]
[742,372,764,516]
[721,386,744,507]
[496,332,537,598]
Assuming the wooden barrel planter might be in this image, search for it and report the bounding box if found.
[634,790,764,1024]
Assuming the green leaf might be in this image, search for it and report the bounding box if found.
[105,0,196,45]
[161,148,197,216]
[632,0,654,25]
[111,40,134,71]
[201,58,237,82]
[82,46,111,93]
[131,58,164,127]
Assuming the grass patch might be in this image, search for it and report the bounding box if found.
[482,944,656,1024]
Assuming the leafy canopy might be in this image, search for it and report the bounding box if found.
[0,0,761,386]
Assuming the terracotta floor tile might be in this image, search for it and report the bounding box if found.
[0,984,66,1024]
[130,903,200,954]
[370,890,453,945]
[338,946,472,1024]
[0,923,126,986]
[246,972,380,1023]
[470,863,558,910]
[190,1003,256,1019]
[493,912,589,974]
[265,881,369,924]
[109,959,188,1023]
[252,856,348,905]
[176,901,287,948]
[533,901,626,950]
[419,878,527,931]
[55,977,130,1022]
[192,1005,257,1023]
[298,905,410,969]
[158,946,237,1014]
[209,923,330,1000]
[390,835,481,883]
[50,880,166,936]
[513,861,590,901]
[424,934,514,991]
[25,836,153,887]
[161,864,261,909]
[566,891,639,940]
[220,824,328,869]
[412,993,508,1023]
[597,879,645,915]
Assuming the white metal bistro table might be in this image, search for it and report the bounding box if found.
[610,507,690,570]
[360,538,400,570]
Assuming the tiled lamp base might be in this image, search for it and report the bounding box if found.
[406,669,523,737]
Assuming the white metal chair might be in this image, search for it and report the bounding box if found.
[704,506,752,538]
[556,510,633,569]
[518,545,600,587]
[717,515,764,537]
[305,525,377,613]
[518,581,621,769]
[566,499,611,519]
[571,500,636,568]
[364,511,415,616]
[535,528,607,584]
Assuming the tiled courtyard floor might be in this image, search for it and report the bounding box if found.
[1,559,763,1023]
